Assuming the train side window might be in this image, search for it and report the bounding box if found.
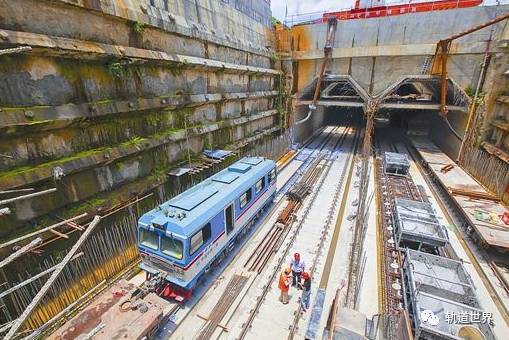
[268,168,276,184]
[139,229,158,250]
[225,203,234,234]
[161,236,184,260]
[255,177,265,194]
[190,223,212,255]
[240,188,252,209]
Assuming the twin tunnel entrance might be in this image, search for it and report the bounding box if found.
[295,74,471,158]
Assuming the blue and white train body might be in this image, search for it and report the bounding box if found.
[136,157,276,300]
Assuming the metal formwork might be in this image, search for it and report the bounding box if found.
[393,198,449,248]
[403,249,495,340]
[384,152,410,175]
[404,250,477,307]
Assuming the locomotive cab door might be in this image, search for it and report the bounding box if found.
[225,203,234,235]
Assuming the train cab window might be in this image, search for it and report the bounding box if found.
[240,188,252,209]
[190,223,212,255]
[139,229,158,250]
[161,236,184,260]
[255,177,265,194]
[268,168,276,184]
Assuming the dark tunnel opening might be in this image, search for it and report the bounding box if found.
[321,107,467,160]
[383,82,435,103]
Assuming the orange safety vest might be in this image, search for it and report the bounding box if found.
[278,272,289,292]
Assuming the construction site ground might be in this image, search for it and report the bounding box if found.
[44,127,509,340]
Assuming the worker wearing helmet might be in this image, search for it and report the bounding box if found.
[290,252,305,287]
[278,267,291,304]
[299,271,312,312]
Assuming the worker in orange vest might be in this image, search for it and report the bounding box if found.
[278,267,291,304]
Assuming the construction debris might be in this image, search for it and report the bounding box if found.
[448,187,500,202]
[48,280,168,340]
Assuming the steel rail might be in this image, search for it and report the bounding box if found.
[167,128,339,337]
[288,128,361,340]
[237,128,353,340]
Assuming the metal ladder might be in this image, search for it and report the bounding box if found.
[420,55,433,74]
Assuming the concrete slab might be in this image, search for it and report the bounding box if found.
[394,198,449,248]
[404,249,478,307]
[411,136,509,249]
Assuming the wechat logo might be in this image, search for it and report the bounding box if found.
[421,310,440,326]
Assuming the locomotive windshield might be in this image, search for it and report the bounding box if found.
[139,228,158,250]
[161,235,184,260]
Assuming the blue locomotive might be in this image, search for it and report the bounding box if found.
[137,157,277,301]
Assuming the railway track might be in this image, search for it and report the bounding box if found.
[287,127,361,340]
[166,127,348,339]
[244,155,326,274]
[174,127,355,340]
[236,127,359,340]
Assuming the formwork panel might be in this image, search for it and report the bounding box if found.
[384,152,410,175]
[403,250,495,340]
[393,198,449,248]
[411,292,495,340]
[404,249,477,307]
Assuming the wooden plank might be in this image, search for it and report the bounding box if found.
[0,188,34,194]
[448,187,500,202]
[66,221,84,231]
[4,215,101,340]
[49,229,70,239]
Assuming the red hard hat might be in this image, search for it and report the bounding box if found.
[294,252,300,260]
[302,272,310,280]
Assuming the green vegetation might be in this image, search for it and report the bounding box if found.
[464,85,485,106]
[151,163,169,180]
[125,136,146,146]
[464,85,475,97]
[153,127,182,139]
[108,61,127,78]
[0,146,111,181]
[170,62,188,76]
[495,88,509,97]
[269,51,279,63]
[271,16,282,26]
[133,21,145,35]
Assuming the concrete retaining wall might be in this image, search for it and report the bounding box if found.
[292,5,509,94]
[0,0,281,236]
